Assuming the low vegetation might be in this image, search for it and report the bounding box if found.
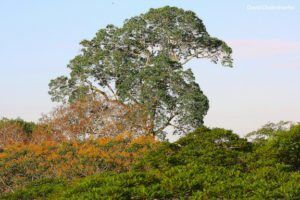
[1,125,299,199]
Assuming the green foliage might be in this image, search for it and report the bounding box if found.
[49,6,233,136]
[2,126,299,199]
[251,123,300,170]
[1,179,66,200]
[246,121,296,143]
[273,125,300,169]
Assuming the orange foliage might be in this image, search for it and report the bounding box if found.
[0,97,156,193]
[0,133,158,193]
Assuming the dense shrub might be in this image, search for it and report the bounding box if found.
[1,179,66,200]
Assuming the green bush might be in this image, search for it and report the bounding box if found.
[1,179,65,200]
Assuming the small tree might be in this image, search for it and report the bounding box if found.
[246,121,298,142]
[38,97,149,140]
[49,6,233,137]
[0,118,35,147]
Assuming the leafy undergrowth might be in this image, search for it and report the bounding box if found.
[1,126,300,199]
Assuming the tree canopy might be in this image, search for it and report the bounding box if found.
[49,6,233,137]
[2,125,299,199]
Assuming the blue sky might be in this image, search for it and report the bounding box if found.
[0,0,299,136]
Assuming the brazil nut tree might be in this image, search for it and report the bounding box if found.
[49,6,233,137]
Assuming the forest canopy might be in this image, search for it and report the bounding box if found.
[1,125,299,199]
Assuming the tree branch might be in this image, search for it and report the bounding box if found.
[154,111,178,135]
[104,83,118,100]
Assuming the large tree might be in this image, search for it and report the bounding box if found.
[49,6,233,137]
